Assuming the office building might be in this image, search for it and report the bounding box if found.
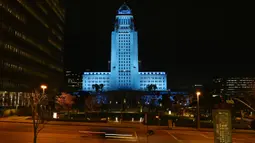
[65,71,82,91]
[0,0,65,106]
[213,77,255,96]
[83,3,167,91]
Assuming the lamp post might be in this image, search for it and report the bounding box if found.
[40,85,47,94]
[196,91,201,129]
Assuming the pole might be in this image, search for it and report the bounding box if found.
[42,88,45,95]
[145,113,148,143]
[197,94,200,129]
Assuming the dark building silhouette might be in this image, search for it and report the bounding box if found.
[0,0,65,106]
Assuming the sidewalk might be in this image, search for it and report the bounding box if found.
[0,116,31,123]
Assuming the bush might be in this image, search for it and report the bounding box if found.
[3,109,17,117]
[16,107,32,116]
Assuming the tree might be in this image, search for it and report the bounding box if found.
[146,84,157,92]
[56,92,75,118]
[92,84,104,92]
[30,90,48,143]
[85,95,94,111]
[92,84,100,92]
[162,94,172,110]
[99,84,104,92]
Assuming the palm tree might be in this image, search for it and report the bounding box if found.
[99,84,104,92]
[92,84,100,92]
[151,84,157,91]
[146,84,157,92]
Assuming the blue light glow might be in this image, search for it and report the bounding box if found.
[82,3,167,91]
[117,3,132,15]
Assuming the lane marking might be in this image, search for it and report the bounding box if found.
[134,131,138,143]
[106,138,137,142]
[200,133,212,139]
[164,131,183,143]
[105,133,133,136]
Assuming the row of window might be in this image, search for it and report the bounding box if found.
[36,2,48,15]
[7,26,51,56]
[119,80,131,83]
[119,52,130,54]
[141,77,165,79]
[119,73,131,76]
[51,0,65,16]
[119,46,131,49]
[48,37,62,51]
[0,79,29,89]
[140,84,165,87]
[0,1,26,23]
[118,55,131,58]
[3,61,48,79]
[45,0,65,23]
[1,1,63,46]
[17,0,49,28]
[140,80,165,83]
[85,81,109,83]
[3,43,62,72]
[118,18,131,25]
[119,67,130,70]
[119,37,130,39]
[119,58,131,60]
[9,26,62,64]
[52,29,63,41]
[86,77,110,79]
[119,42,130,45]
[119,49,130,51]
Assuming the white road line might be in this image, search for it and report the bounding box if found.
[164,131,183,143]
[233,138,245,141]
[134,131,138,143]
[200,133,210,139]
[106,138,137,142]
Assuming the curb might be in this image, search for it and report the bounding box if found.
[0,120,138,128]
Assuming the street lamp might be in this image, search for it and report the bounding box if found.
[196,91,201,129]
[40,85,47,94]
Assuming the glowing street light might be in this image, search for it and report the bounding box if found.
[196,91,201,129]
[41,85,47,94]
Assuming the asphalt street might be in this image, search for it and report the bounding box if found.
[0,122,255,143]
[165,130,255,143]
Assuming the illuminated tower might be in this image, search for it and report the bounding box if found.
[110,3,139,90]
[82,3,167,91]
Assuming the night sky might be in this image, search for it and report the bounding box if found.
[64,0,253,88]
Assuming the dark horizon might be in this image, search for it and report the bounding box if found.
[64,0,254,88]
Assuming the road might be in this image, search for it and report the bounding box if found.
[0,122,255,143]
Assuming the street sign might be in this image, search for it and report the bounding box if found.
[212,109,232,143]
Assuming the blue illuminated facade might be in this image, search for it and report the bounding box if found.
[83,3,167,91]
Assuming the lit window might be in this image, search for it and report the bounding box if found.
[0,2,26,23]
[17,0,49,28]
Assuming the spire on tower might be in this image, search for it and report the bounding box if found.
[118,2,131,15]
